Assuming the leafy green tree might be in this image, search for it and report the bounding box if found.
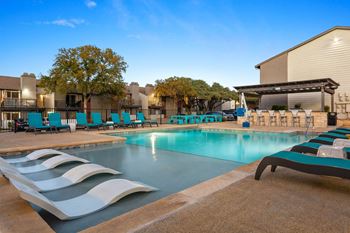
[190,79,211,112]
[40,45,127,110]
[154,76,196,113]
[207,82,238,111]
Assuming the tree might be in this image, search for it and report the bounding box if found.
[207,82,238,111]
[154,76,196,113]
[40,45,127,110]
[190,79,211,112]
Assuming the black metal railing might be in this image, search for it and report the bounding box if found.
[0,98,37,108]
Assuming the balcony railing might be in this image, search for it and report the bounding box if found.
[0,98,37,108]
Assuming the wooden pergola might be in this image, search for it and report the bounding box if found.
[234,78,339,111]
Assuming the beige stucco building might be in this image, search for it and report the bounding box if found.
[0,74,165,127]
[256,26,350,115]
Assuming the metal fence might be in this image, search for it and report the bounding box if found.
[0,108,167,132]
[0,108,229,132]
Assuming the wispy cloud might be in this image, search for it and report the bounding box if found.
[38,19,86,28]
[85,0,97,9]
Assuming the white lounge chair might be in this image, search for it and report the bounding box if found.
[0,155,88,174]
[5,149,71,164]
[10,178,156,220]
[1,164,121,192]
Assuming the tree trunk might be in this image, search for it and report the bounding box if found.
[83,94,91,113]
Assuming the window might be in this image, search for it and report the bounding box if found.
[5,91,20,99]
[2,112,20,120]
[12,92,19,98]
[66,94,76,106]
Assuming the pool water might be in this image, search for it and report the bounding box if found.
[118,129,311,164]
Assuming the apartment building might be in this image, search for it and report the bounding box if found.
[256,26,350,117]
[0,74,167,126]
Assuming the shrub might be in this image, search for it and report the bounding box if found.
[271,105,288,111]
[294,103,301,109]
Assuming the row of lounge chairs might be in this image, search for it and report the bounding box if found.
[168,114,223,124]
[0,149,156,220]
[27,111,159,133]
[255,127,350,181]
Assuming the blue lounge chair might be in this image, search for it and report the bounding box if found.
[137,112,158,127]
[91,112,113,130]
[309,136,335,145]
[48,113,71,132]
[122,112,142,128]
[76,112,100,130]
[111,113,124,128]
[337,127,350,131]
[328,129,350,135]
[291,141,350,158]
[255,150,350,180]
[27,112,52,134]
[318,132,348,140]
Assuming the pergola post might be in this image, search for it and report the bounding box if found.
[321,86,325,112]
[331,93,334,112]
[238,92,242,107]
[258,95,262,109]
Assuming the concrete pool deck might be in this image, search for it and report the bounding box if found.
[0,122,344,233]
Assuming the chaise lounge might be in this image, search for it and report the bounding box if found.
[255,150,350,180]
[10,178,156,220]
[48,112,71,132]
[4,149,70,163]
[0,154,88,174]
[137,112,158,127]
[111,113,125,128]
[76,112,101,130]
[27,112,52,134]
[91,112,114,130]
[2,163,120,192]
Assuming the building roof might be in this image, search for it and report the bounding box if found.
[255,26,350,69]
[234,78,339,95]
[0,75,20,90]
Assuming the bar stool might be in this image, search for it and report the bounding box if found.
[256,110,265,126]
[246,110,254,125]
[279,110,288,127]
[268,110,277,126]
[304,109,314,127]
[291,110,300,127]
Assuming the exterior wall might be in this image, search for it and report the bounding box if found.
[139,93,148,110]
[20,74,37,100]
[220,100,236,110]
[259,53,288,109]
[288,29,350,111]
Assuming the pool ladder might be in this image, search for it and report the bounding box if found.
[305,119,312,136]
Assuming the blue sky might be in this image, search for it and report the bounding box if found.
[0,0,349,87]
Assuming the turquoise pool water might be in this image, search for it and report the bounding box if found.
[117,129,312,164]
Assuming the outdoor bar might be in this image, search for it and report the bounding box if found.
[234,78,340,128]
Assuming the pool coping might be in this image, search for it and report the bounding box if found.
[80,162,258,233]
[0,136,125,156]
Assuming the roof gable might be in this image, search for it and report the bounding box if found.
[255,26,350,69]
[0,76,20,90]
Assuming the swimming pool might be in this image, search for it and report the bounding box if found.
[115,129,311,163]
